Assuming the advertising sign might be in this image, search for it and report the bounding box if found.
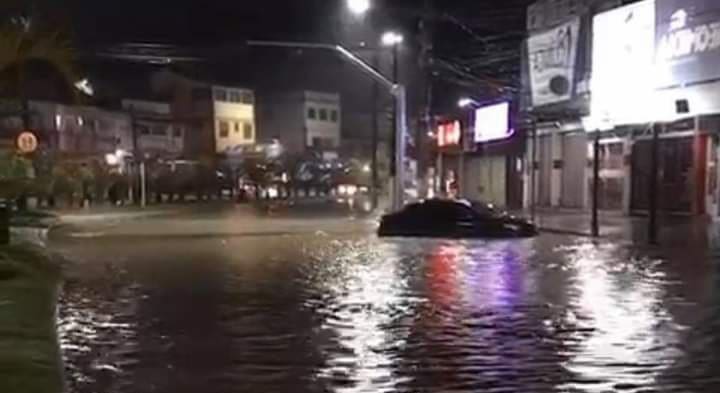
[656,0,720,87]
[474,102,513,143]
[437,121,461,147]
[527,17,581,107]
[591,0,657,125]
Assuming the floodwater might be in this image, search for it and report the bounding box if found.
[49,214,720,393]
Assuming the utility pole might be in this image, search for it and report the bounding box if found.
[530,119,538,222]
[420,0,434,199]
[591,130,600,237]
[649,122,661,245]
[371,51,380,209]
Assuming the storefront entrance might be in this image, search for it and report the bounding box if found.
[631,137,693,213]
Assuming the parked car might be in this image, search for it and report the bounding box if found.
[378,198,537,238]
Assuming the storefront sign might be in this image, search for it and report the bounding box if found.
[473,102,513,143]
[437,121,461,147]
[656,0,720,87]
[527,17,580,107]
[591,0,656,125]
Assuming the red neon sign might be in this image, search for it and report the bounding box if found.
[437,121,461,147]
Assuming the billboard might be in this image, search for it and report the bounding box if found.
[591,0,657,125]
[437,121,461,147]
[656,0,720,87]
[474,102,513,143]
[527,17,581,107]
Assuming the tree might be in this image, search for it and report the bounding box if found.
[0,14,76,124]
[0,151,32,200]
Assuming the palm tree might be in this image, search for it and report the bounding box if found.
[0,15,76,207]
[0,15,76,126]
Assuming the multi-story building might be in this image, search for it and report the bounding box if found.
[122,99,185,157]
[29,101,133,157]
[258,90,341,158]
[150,70,256,157]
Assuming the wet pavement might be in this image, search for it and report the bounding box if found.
[48,207,720,393]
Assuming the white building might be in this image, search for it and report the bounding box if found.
[211,85,256,154]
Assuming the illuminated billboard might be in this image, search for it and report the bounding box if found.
[656,0,720,87]
[473,102,513,143]
[437,121,461,147]
[590,0,656,125]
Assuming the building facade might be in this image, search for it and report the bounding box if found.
[122,99,185,157]
[524,0,720,217]
[29,101,133,157]
[258,91,341,158]
[150,70,256,157]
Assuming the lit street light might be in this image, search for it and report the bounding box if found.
[347,0,370,15]
[381,31,404,47]
[458,97,478,108]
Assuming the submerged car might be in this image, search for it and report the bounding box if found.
[378,199,537,238]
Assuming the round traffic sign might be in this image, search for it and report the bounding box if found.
[16,131,38,154]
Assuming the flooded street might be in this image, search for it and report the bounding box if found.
[49,210,720,393]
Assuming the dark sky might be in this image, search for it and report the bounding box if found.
[5,0,533,114]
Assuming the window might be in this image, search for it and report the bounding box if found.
[219,121,229,138]
[241,92,254,104]
[330,110,338,122]
[214,89,227,102]
[243,123,253,140]
[139,125,150,135]
[234,122,240,133]
[307,107,316,120]
[319,108,328,121]
[229,91,241,103]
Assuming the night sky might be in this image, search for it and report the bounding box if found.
[3,0,533,115]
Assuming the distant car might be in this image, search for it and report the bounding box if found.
[378,199,537,238]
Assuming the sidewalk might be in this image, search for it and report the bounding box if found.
[0,245,63,393]
[525,208,720,249]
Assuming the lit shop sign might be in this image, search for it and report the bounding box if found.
[591,0,657,125]
[527,17,581,107]
[656,0,720,87]
[474,102,513,143]
[437,121,461,147]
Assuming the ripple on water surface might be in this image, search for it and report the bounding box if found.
[55,233,720,392]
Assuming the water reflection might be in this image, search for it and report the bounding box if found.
[52,228,720,393]
[560,241,681,392]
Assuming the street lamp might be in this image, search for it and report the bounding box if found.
[381,31,404,47]
[347,0,370,15]
[247,40,408,211]
[458,97,478,108]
